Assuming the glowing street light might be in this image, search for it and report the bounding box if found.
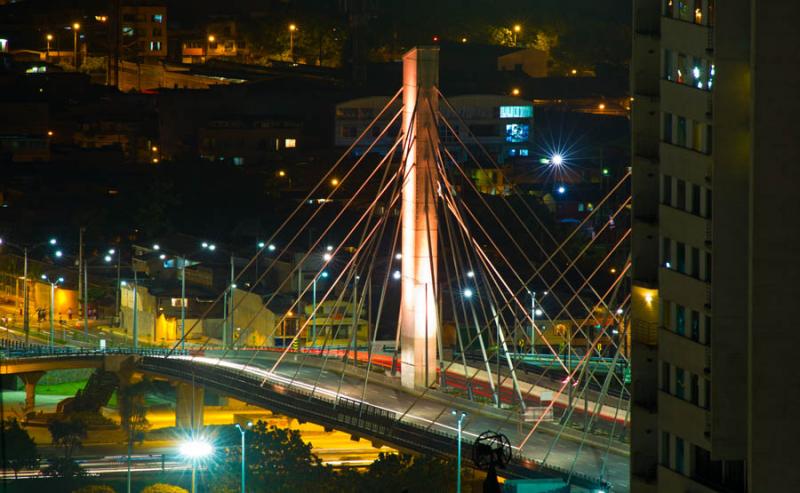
[512,24,522,46]
[466,270,474,278]
[72,23,81,70]
[330,178,340,187]
[463,288,473,299]
[180,438,215,493]
[41,274,64,349]
[550,153,564,166]
[557,186,566,194]
[268,244,276,252]
[288,23,297,61]
[511,87,521,96]
[392,270,401,280]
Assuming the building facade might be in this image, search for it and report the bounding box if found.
[120,3,168,60]
[630,1,800,492]
[334,94,534,165]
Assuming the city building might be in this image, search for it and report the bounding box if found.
[182,19,249,64]
[630,1,800,492]
[120,2,168,60]
[497,47,549,78]
[335,94,534,164]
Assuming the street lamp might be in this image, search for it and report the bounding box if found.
[72,23,81,70]
[513,24,522,47]
[105,248,122,327]
[234,422,253,493]
[41,274,64,349]
[288,23,297,61]
[45,34,53,61]
[311,270,328,346]
[0,237,60,343]
[451,410,467,493]
[180,438,214,493]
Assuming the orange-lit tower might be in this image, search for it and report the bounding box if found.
[400,47,440,390]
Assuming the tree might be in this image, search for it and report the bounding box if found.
[2,418,39,479]
[118,378,152,446]
[141,484,189,493]
[211,422,336,493]
[48,414,88,459]
[43,456,87,480]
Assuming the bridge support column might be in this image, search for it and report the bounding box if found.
[175,382,204,429]
[400,46,440,391]
[19,371,44,414]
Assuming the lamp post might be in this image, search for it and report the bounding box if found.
[288,23,297,61]
[180,438,214,493]
[120,272,138,349]
[41,274,64,350]
[513,24,521,47]
[311,270,328,346]
[452,410,467,493]
[0,237,59,343]
[235,422,252,493]
[72,22,80,70]
[105,248,122,326]
[45,34,53,61]
[207,35,215,60]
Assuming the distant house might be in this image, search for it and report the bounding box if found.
[497,47,549,78]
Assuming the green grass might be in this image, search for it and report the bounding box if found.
[36,380,88,396]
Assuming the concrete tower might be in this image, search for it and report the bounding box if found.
[400,47,440,390]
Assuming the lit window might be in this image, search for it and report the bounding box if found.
[519,148,529,156]
[152,14,163,23]
[122,26,134,36]
[232,157,244,166]
[170,298,188,307]
[284,138,297,149]
[149,41,161,51]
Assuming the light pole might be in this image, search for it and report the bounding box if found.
[180,437,214,493]
[105,248,122,326]
[45,34,53,61]
[452,410,467,493]
[288,23,297,61]
[41,274,64,349]
[311,270,328,346]
[235,422,252,493]
[207,35,215,60]
[120,273,138,349]
[513,24,521,47]
[72,22,80,70]
[0,237,59,343]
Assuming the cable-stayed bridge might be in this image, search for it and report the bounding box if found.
[2,46,632,492]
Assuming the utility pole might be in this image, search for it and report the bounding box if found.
[22,248,29,343]
[78,227,84,315]
[229,254,235,349]
[83,264,89,339]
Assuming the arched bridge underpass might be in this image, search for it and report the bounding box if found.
[0,350,621,491]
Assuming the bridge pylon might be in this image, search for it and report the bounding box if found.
[400,46,440,390]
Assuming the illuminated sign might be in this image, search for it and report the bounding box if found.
[499,105,533,118]
[505,123,529,143]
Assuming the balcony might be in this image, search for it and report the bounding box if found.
[661,16,712,58]
[660,80,713,124]
[659,267,710,311]
[659,205,709,247]
[659,142,712,185]
[658,391,711,448]
[659,327,708,377]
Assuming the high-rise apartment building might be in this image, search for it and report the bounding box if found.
[630,1,800,491]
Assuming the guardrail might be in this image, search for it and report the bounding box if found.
[138,356,611,491]
[0,346,612,490]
